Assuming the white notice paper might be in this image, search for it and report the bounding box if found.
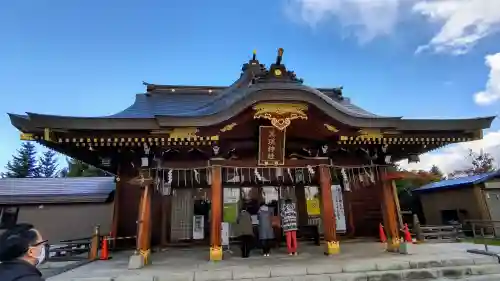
[221,222,230,246]
[332,185,347,233]
[192,215,205,240]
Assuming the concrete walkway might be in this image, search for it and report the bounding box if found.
[46,242,500,281]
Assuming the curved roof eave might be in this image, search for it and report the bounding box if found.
[8,113,33,131]
[394,116,495,131]
[12,112,159,130]
[7,83,496,131]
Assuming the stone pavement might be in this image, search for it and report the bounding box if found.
[46,242,500,281]
[40,260,91,279]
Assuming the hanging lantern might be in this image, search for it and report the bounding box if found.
[101,158,111,167]
[408,154,420,163]
[385,155,392,164]
[295,168,304,183]
[276,168,283,178]
[141,157,149,167]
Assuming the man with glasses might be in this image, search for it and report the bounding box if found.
[0,223,48,281]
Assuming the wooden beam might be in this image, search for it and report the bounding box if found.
[136,184,152,265]
[380,168,400,252]
[209,165,223,261]
[319,165,339,255]
[209,158,329,167]
[391,180,404,229]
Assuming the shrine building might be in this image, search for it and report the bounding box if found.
[8,49,494,263]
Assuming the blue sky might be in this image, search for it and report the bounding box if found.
[1,0,499,175]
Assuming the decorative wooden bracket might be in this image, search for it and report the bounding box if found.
[253,103,308,131]
[324,124,339,133]
[44,128,56,142]
[20,133,34,141]
[220,123,237,133]
[357,129,383,140]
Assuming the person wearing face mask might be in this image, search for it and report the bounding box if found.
[0,223,48,281]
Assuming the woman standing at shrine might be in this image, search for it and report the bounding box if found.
[235,207,254,258]
[281,199,298,255]
[257,203,274,256]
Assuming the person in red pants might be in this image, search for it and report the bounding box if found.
[281,199,298,255]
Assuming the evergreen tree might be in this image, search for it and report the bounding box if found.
[38,150,58,178]
[61,158,109,177]
[4,142,38,178]
[429,165,444,179]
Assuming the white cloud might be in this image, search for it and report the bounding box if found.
[474,52,500,105]
[398,130,500,175]
[286,0,500,55]
[413,0,500,55]
[285,0,404,42]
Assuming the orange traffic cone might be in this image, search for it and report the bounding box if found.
[379,223,387,243]
[404,223,412,243]
[100,236,111,260]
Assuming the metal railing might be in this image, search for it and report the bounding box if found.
[48,236,93,261]
[47,225,105,262]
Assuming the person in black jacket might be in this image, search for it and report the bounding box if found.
[0,223,48,281]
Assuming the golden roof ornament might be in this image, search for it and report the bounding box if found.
[276,48,284,65]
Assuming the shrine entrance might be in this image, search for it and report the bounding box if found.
[152,163,391,256]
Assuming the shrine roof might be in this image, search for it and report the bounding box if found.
[7,49,495,132]
[108,84,380,119]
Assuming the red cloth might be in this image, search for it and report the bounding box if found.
[285,230,298,253]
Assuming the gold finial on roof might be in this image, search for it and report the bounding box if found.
[252,50,257,60]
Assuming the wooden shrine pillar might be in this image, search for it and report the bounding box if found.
[319,165,339,255]
[111,173,121,249]
[294,183,309,227]
[136,184,153,265]
[160,195,171,246]
[380,168,400,252]
[209,165,223,261]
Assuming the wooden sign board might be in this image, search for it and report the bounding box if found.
[258,126,286,166]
